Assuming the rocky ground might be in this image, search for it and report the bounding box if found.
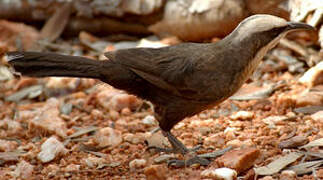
[0,19,322,179]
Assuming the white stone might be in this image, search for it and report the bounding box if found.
[201,168,237,180]
[142,115,157,126]
[230,111,254,120]
[37,136,68,163]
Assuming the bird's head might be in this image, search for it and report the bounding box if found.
[230,14,315,49]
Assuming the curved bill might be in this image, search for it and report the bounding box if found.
[287,22,316,31]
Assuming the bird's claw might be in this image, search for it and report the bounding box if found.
[167,156,210,167]
[147,145,202,154]
[146,146,176,153]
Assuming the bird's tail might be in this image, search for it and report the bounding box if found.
[6,51,103,79]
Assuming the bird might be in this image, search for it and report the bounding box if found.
[6,14,314,167]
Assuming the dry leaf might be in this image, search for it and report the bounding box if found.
[254,152,303,175]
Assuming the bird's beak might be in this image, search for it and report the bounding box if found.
[286,22,316,31]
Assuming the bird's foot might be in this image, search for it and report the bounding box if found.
[167,146,233,167]
[147,144,202,154]
[167,155,210,167]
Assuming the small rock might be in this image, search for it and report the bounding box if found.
[259,176,275,180]
[142,115,157,126]
[123,133,145,144]
[174,122,185,129]
[279,136,309,149]
[27,98,68,137]
[0,139,18,152]
[13,160,34,180]
[204,134,226,148]
[90,109,104,119]
[154,154,175,164]
[42,164,60,178]
[129,159,147,170]
[0,66,14,81]
[199,126,212,136]
[45,77,79,91]
[299,61,323,87]
[295,91,323,107]
[262,116,288,125]
[201,168,237,180]
[94,127,122,147]
[277,94,296,110]
[226,139,254,148]
[144,164,167,180]
[65,164,80,172]
[96,90,142,112]
[230,111,254,120]
[84,156,107,168]
[0,20,40,50]
[311,110,323,123]
[224,127,237,140]
[145,132,168,149]
[280,170,296,180]
[317,168,323,179]
[216,148,260,174]
[0,117,23,136]
[37,136,68,163]
[137,38,168,48]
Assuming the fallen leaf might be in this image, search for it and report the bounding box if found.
[300,138,323,149]
[254,152,303,175]
[287,160,323,175]
[67,126,98,139]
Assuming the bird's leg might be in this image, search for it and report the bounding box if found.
[148,131,210,167]
[147,131,201,154]
[148,131,233,167]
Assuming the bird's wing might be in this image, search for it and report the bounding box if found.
[104,43,214,100]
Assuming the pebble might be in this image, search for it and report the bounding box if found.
[94,127,122,147]
[200,168,237,180]
[280,170,297,180]
[216,148,260,173]
[144,165,167,180]
[45,77,79,90]
[262,115,288,125]
[96,90,142,112]
[0,118,23,136]
[123,133,145,144]
[295,91,323,107]
[311,110,323,123]
[0,139,18,152]
[226,139,254,148]
[145,132,168,149]
[230,111,254,120]
[37,136,68,163]
[259,176,275,180]
[224,127,237,140]
[299,61,323,87]
[12,160,34,180]
[204,134,226,148]
[129,159,147,170]
[42,164,60,178]
[65,164,80,172]
[142,115,157,126]
[28,98,68,137]
[84,156,107,168]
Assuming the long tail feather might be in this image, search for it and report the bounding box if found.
[6,51,103,79]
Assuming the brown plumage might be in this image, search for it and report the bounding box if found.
[6,15,314,167]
